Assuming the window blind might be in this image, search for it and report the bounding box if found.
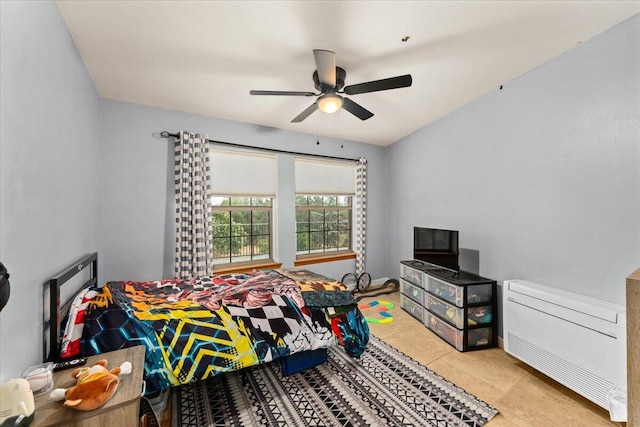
[295,157,356,195]
[210,149,276,196]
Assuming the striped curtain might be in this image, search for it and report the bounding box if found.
[355,157,367,276]
[174,131,213,279]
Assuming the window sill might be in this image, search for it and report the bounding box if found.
[212,260,282,275]
[294,252,356,267]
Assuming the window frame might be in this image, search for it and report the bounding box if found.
[211,196,275,269]
[294,195,356,265]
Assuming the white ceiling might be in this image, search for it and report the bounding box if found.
[56,1,640,147]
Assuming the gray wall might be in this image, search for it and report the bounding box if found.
[386,14,640,318]
[99,100,388,282]
[0,1,102,381]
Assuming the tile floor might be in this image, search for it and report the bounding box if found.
[359,291,624,427]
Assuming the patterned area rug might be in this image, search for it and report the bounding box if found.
[171,335,499,426]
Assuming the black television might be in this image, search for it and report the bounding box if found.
[413,227,460,272]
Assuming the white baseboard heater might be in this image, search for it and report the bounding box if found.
[503,280,626,413]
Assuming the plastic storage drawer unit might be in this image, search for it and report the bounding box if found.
[399,260,497,353]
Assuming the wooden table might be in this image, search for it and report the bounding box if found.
[32,346,145,427]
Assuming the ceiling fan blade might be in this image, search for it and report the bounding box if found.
[313,49,336,88]
[343,74,412,95]
[342,98,374,121]
[250,90,315,96]
[291,102,318,123]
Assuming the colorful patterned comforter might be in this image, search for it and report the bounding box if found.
[67,269,368,394]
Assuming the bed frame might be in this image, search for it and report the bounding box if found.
[44,252,98,363]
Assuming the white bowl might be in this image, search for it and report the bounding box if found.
[22,362,54,395]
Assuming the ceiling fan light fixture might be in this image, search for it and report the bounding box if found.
[317,93,343,114]
[251,49,412,122]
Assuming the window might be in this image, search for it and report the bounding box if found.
[296,195,352,256]
[294,157,356,260]
[212,197,272,265]
[210,149,276,268]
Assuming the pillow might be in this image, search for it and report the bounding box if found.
[59,287,98,359]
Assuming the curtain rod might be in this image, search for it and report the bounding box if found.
[160,131,359,163]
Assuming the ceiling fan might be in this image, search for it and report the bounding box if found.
[250,49,412,123]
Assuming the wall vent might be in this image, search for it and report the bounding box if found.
[503,280,626,413]
[508,333,613,408]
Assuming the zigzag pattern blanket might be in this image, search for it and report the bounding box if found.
[70,269,367,394]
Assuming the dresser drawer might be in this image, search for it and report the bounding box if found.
[400,294,424,323]
[400,264,425,288]
[425,312,494,351]
[427,295,494,328]
[400,279,426,305]
[427,295,464,329]
[466,304,494,326]
[425,312,463,351]
[426,275,493,307]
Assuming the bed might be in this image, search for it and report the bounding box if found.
[44,253,369,395]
